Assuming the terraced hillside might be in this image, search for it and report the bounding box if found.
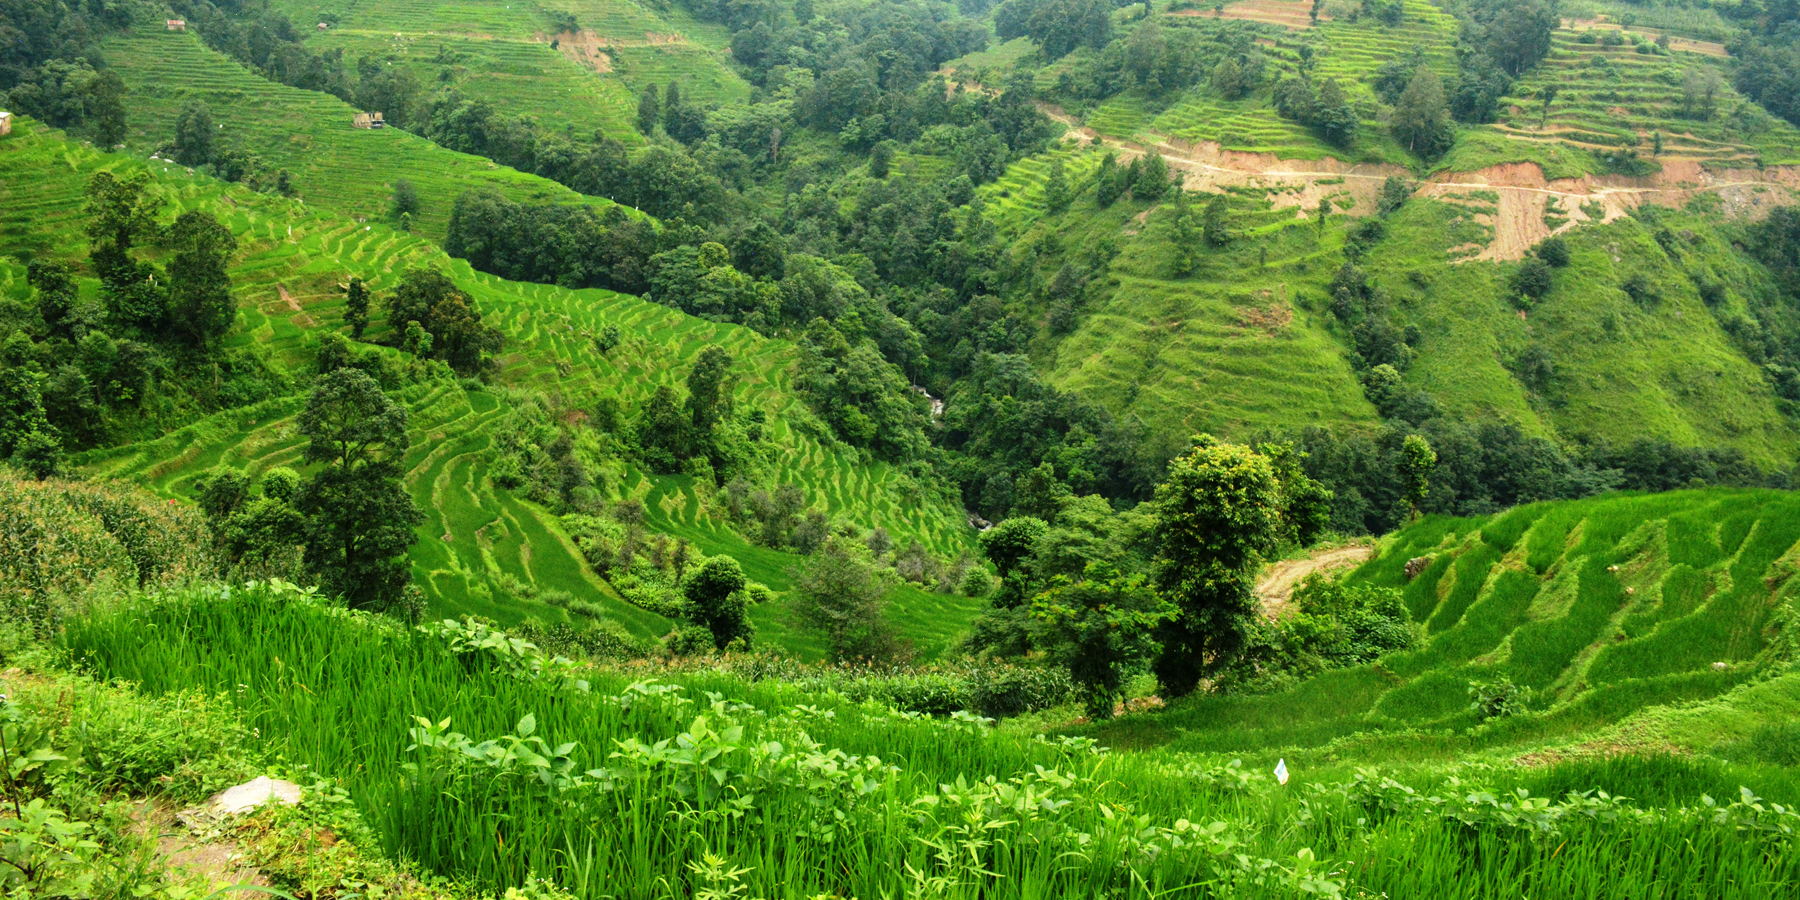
[1,121,980,657]
[1448,27,1800,176]
[981,131,1799,468]
[1037,1,1800,265]
[100,25,613,243]
[1041,0,1459,165]
[981,142,1383,440]
[1095,488,1800,761]
[269,0,749,127]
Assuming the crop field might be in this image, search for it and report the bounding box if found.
[3,121,978,654]
[100,26,607,243]
[304,30,643,141]
[271,0,750,126]
[54,576,1800,898]
[1096,488,1800,761]
[1444,31,1800,174]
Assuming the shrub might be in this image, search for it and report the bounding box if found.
[1514,257,1553,301]
[1536,236,1570,267]
[0,474,212,643]
[664,624,717,656]
[1468,677,1529,720]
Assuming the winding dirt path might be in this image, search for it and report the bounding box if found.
[1255,543,1374,619]
[1041,103,1800,260]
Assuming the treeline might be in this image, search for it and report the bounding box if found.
[1,171,273,471]
[0,0,130,146]
[1287,422,1775,536]
[1730,1,1800,129]
[172,1,354,97]
[1046,18,1275,107]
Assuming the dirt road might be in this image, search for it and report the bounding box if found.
[1255,543,1375,619]
[1039,102,1799,260]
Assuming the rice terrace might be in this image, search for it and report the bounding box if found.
[6,0,1800,896]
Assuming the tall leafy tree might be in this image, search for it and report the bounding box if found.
[1314,78,1358,148]
[637,83,661,134]
[344,277,371,339]
[384,267,503,375]
[1033,562,1173,719]
[792,536,896,660]
[1150,438,1284,696]
[294,368,422,610]
[172,100,216,167]
[683,555,753,649]
[1170,185,1197,275]
[1043,157,1072,213]
[84,171,159,288]
[87,70,127,148]
[28,261,78,340]
[1202,193,1231,247]
[686,346,734,434]
[0,335,55,461]
[636,384,688,471]
[1400,434,1437,520]
[391,179,421,219]
[1390,68,1455,160]
[164,211,238,350]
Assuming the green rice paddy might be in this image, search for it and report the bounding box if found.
[2,119,979,656]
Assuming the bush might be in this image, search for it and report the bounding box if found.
[1622,272,1661,306]
[1468,677,1529,720]
[1214,575,1413,692]
[1536,236,1570,267]
[965,663,1078,719]
[1514,257,1553,301]
[664,624,717,656]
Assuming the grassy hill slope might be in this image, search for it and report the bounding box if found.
[983,143,1385,441]
[1,120,980,657]
[267,0,749,135]
[100,25,613,243]
[1091,488,1800,763]
[980,136,1799,466]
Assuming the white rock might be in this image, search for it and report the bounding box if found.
[209,777,302,816]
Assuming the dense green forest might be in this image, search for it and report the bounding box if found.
[6,0,1800,895]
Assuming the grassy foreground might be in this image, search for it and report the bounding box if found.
[56,579,1800,898]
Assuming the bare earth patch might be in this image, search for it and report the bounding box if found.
[134,800,273,891]
[1256,543,1375,619]
[541,30,613,73]
[1046,91,1800,261]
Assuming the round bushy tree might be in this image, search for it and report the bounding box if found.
[1032,562,1173,719]
[683,555,753,650]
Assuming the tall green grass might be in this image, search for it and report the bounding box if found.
[63,582,1800,898]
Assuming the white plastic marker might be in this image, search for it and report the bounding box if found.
[1274,758,1289,786]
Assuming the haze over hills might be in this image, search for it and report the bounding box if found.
[6,0,1800,896]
